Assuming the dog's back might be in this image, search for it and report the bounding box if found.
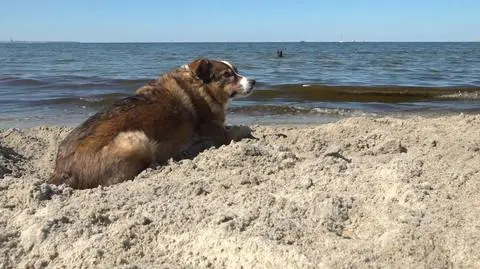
[49,93,194,189]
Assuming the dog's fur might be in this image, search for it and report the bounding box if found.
[49,59,256,189]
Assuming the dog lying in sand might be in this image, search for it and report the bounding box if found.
[49,58,256,189]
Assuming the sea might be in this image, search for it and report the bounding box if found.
[1,42,479,128]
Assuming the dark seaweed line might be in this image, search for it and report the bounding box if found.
[249,85,480,103]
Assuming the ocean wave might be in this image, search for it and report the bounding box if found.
[229,105,376,117]
[0,77,49,86]
[0,75,151,89]
[21,96,378,118]
[438,91,480,100]
[27,93,129,107]
[54,58,76,63]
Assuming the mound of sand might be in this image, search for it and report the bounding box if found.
[1,115,480,268]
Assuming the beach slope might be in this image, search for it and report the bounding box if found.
[1,114,479,268]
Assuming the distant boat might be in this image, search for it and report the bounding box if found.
[300,40,306,43]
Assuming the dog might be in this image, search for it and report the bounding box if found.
[49,58,256,189]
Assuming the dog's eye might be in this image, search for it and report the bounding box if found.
[223,71,233,77]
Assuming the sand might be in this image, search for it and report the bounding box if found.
[1,114,480,268]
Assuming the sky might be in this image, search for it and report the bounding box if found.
[1,0,479,42]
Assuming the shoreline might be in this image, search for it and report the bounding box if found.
[2,109,480,130]
[1,113,480,268]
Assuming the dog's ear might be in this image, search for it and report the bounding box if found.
[189,58,213,83]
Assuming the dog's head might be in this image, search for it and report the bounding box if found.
[184,58,256,100]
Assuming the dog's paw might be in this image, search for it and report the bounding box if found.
[226,125,256,141]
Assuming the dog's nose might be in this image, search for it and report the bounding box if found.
[250,79,256,85]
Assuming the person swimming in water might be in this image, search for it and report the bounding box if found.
[277,49,283,57]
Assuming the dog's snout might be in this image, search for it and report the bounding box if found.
[250,79,256,85]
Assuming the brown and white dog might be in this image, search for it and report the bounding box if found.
[49,58,256,189]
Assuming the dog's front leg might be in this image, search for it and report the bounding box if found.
[198,122,255,147]
[225,125,256,141]
[198,122,229,147]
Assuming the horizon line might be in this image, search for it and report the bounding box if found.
[1,40,479,43]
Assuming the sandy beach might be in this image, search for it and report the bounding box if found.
[1,114,480,268]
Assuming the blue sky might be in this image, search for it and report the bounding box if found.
[1,0,479,42]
